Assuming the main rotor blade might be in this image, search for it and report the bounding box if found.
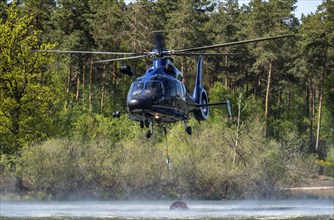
[37,50,139,55]
[171,52,241,56]
[173,34,294,53]
[92,54,149,63]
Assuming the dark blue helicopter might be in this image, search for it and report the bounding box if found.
[122,55,226,138]
[41,32,292,138]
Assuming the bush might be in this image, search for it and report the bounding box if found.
[20,138,123,199]
[14,111,317,200]
[319,147,334,177]
[0,154,17,193]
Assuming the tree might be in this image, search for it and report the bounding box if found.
[206,0,242,87]
[298,0,334,152]
[0,1,8,19]
[20,0,56,37]
[165,0,210,88]
[0,5,58,155]
[241,0,297,136]
[51,0,95,109]
[88,0,135,114]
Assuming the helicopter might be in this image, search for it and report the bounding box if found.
[120,54,228,138]
[41,32,293,138]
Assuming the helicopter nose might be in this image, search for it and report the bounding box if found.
[127,98,152,111]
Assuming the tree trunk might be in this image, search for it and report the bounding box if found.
[224,55,229,87]
[315,87,323,151]
[82,63,86,102]
[245,70,249,97]
[76,74,80,101]
[265,62,272,119]
[308,78,315,151]
[233,93,243,165]
[265,62,273,136]
[181,58,187,84]
[315,38,329,151]
[254,72,261,99]
[89,61,93,111]
[66,63,72,109]
[100,66,106,114]
[113,61,117,108]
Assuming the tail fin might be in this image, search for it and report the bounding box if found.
[226,100,232,117]
[192,56,209,120]
[191,56,232,120]
[192,56,203,102]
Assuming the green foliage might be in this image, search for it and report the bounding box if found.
[165,0,210,88]
[321,147,334,177]
[11,106,317,200]
[19,0,56,36]
[297,0,334,152]
[1,0,334,200]
[325,146,334,163]
[0,4,59,154]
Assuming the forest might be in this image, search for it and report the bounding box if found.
[0,0,333,200]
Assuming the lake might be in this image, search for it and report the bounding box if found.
[0,199,333,219]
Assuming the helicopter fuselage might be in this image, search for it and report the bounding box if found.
[126,58,198,125]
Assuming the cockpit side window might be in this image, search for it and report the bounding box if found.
[163,79,176,98]
[175,80,184,97]
[131,82,144,95]
[182,84,186,96]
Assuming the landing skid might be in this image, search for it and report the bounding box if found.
[139,120,192,138]
[140,119,150,128]
[146,125,153,138]
[184,120,192,135]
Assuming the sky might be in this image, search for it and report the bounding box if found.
[124,0,323,19]
[238,0,322,18]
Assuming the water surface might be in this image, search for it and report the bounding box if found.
[1,199,333,219]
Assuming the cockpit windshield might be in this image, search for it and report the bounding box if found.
[129,81,164,98]
[145,81,163,95]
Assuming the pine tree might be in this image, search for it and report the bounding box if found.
[206,0,242,87]
[298,0,334,152]
[20,0,56,37]
[51,0,95,108]
[165,0,210,88]
[88,0,131,114]
[241,0,297,136]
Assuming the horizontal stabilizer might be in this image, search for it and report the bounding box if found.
[196,99,232,117]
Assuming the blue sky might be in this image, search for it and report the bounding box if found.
[292,0,323,18]
[124,0,323,19]
[238,0,322,18]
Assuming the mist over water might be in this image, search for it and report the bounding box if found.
[1,199,333,219]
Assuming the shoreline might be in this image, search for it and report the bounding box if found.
[281,186,334,199]
[281,175,334,199]
[1,175,333,201]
